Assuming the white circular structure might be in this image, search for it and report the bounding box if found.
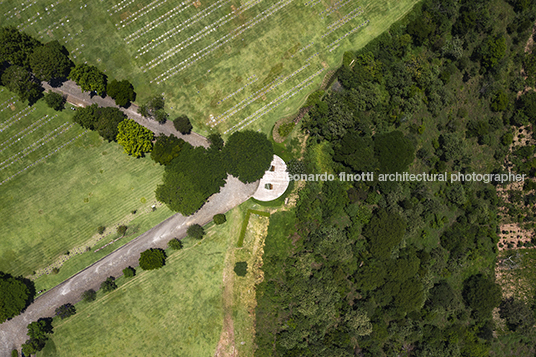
[252,155,290,201]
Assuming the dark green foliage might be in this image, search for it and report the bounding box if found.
[362,209,406,260]
[151,135,183,165]
[11,349,18,357]
[499,297,535,334]
[333,131,377,173]
[139,248,166,270]
[100,276,117,293]
[21,318,53,355]
[173,115,193,134]
[479,35,507,70]
[187,224,204,239]
[122,266,136,278]
[524,52,536,86]
[1,65,42,104]
[72,104,127,142]
[54,303,76,319]
[97,226,105,234]
[29,41,73,81]
[207,133,224,151]
[286,158,306,176]
[426,281,456,309]
[490,89,509,112]
[167,238,183,250]
[69,63,107,95]
[117,225,127,235]
[81,289,96,302]
[223,130,274,183]
[138,95,167,123]
[156,143,226,215]
[213,213,227,225]
[277,122,295,137]
[234,262,248,276]
[407,11,436,46]
[0,26,41,67]
[462,274,502,320]
[519,90,536,121]
[0,271,35,323]
[43,91,65,111]
[106,79,136,107]
[373,131,415,174]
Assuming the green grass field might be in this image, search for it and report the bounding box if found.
[0,89,173,279]
[37,211,240,357]
[0,0,419,136]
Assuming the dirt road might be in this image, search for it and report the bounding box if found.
[0,175,258,354]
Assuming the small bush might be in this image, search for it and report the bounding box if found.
[139,248,166,270]
[97,226,106,234]
[100,276,117,293]
[278,122,295,137]
[81,289,97,302]
[213,214,227,225]
[123,266,136,278]
[168,238,183,250]
[234,262,248,277]
[117,225,128,235]
[11,349,18,357]
[55,303,76,319]
[187,224,205,239]
[173,115,192,134]
[51,267,59,275]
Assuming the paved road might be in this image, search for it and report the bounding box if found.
[42,80,210,148]
[0,175,258,354]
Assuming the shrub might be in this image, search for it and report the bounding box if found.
[11,349,18,357]
[187,224,205,239]
[100,276,117,293]
[278,122,295,137]
[123,266,136,278]
[81,289,96,302]
[51,267,59,275]
[117,225,127,235]
[173,115,193,134]
[139,248,166,270]
[234,262,248,277]
[55,303,76,319]
[168,238,183,250]
[213,214,227,225]
[44,91,65,111]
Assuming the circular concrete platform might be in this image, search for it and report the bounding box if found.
[252,155,290,201]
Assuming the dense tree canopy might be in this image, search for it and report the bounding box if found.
[462,274,502,320]
[1,65,42,104]
[44,91,65,111]
[139,248,166,270]
[116,119,154,157]
[173,115,192,134]
[107,79,136,107]
[21,318,53,355]
[69,63,107,95]
[72,104,127,142]
[29,41,73,81]
[223,130,274,183]
[0,272,34,323]
[151,134,183,165]
[373,130,415,174]
[0,26,41,67]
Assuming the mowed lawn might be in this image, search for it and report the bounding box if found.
[0,90,171,278]
[37,217,236,357]
[0,0,419,136]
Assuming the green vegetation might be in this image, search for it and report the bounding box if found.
[234,262,248,277]
[116,119,154,158]
[22,319,53,355]
[80,289,96,303]
[29,41,72,82]
[167,238,183,250]
[54,304,76,320]
[173,115,193,134]
[0,271,35,323]
[69,63,107,95]
[73,104,126,142]
[139,249,166,270]
[238,209,270,247]
[122,267,136,278]
[106,79,136,107]
[100,277,117,293]
[187,224,205,240]
[43,91,65,111]
[150,134,183,165]
[138,95,167,123]
[213,213,227,225]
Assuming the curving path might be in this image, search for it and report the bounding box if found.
[42,80,210,148]
[0,175,258,354]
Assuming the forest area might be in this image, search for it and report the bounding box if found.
[255,0,536,355]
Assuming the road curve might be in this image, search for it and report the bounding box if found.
[0,175,258,354]
[42,80,210,148]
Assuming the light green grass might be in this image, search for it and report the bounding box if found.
[0,90,173,278]
[0,0,419,137]
[237,209,270,247]
[37,206,240,357]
